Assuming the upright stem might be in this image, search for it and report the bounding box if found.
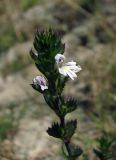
[60,116,65,128]
[60,116,75,160]
[57,86,75,159]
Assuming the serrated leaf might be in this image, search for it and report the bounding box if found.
[47,122,64,139]
[43,94,55,110]
[62,97,78,115]
[35,63,48,75]
[44,94,63,117]
[62,143,83,158]
[33,29,65,60]
[44,94,60,110]
[47,120,77,140]
[94,133,116,160]
[57,76,68,93]
[65,120,77,139]
[31,29,65,76]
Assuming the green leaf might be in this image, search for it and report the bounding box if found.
[31,84,43,93]
[44,94,56,110]
[93,149,104,159]
[69,144,83,158]
[44,94,63,117]
[65,120,77,139]
[30,29,65,84]
[47,122,64,139]
[57,76,68,93]
[62,143,83,158]
[66,98,78,113]
[30,29,65,79]
[47,120,77,140]
[61,97,78,115]
[33,29,65,60]
[94,133,116,160]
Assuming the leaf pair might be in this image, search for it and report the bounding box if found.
[94,133,116,160]
[47,120,77,140]
[60,97,78,116]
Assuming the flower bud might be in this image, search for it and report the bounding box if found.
[55,54,65,64]
[32,76,48,91]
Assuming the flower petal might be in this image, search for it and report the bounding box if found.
[65,70,74,80]
[65,69,77,80]
[41,85,48,91]
[59,67,67,76]
[66,61,76,66]
[56,55,82,80]
[73,65,82,72]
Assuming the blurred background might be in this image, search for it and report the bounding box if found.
[0,0,116,159]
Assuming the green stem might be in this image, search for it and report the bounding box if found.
[60,117,75,160]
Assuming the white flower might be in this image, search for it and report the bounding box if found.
[55,54,65,64]
[59,61,81,80]
[33,76,48,91]
[55,54,82,80]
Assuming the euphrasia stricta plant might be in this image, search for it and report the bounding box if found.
[30,29,82,160]
[94,133,116,160]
